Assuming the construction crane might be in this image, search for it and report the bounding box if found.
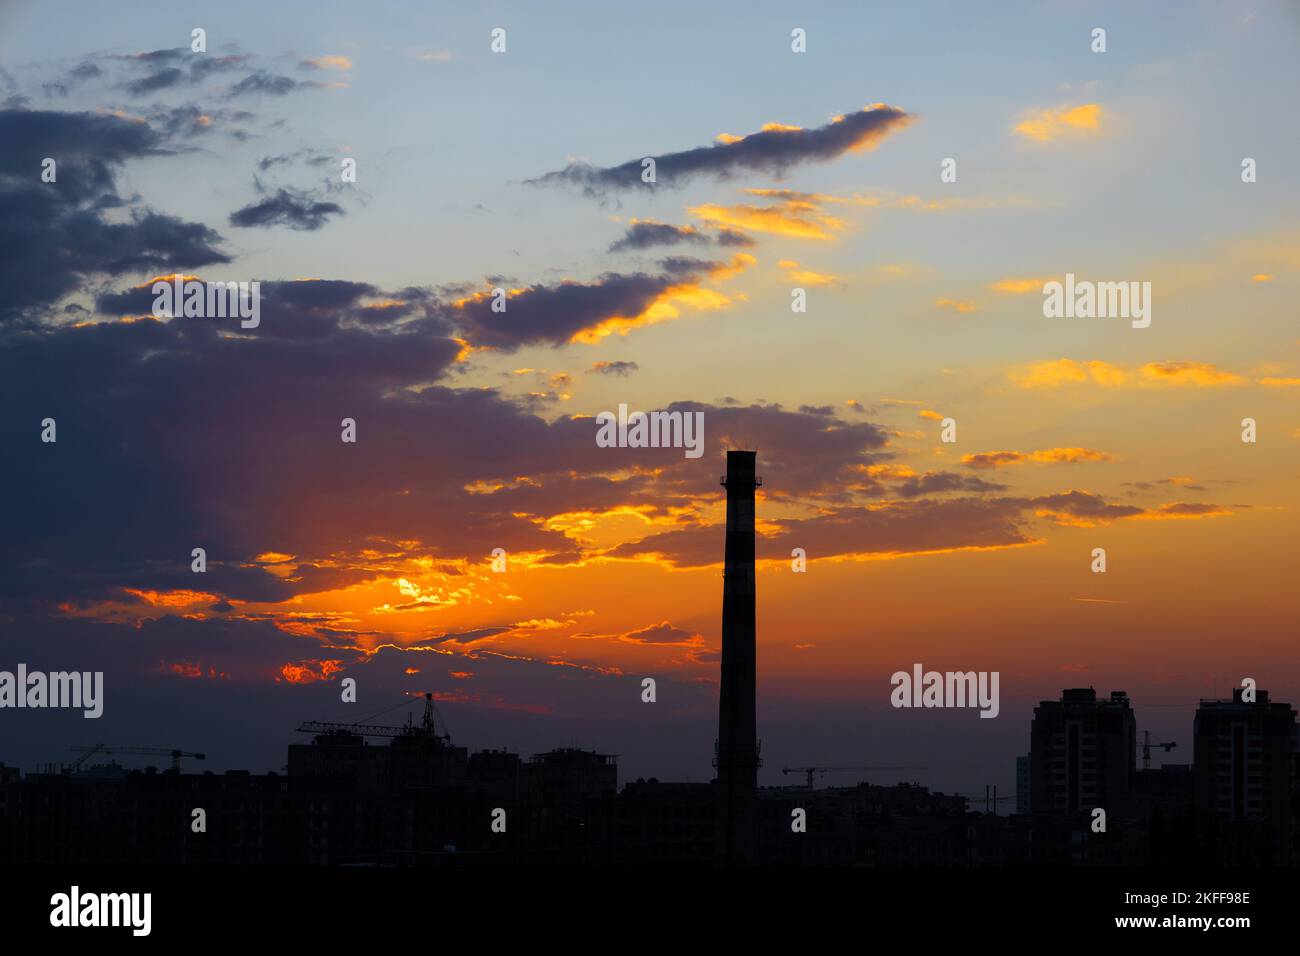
[1141,730,1177,770]
[781,765,925,789]
[296,692,451,743]
[69,745,206,772]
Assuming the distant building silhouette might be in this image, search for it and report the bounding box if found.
[1030,688,1135,815]
[1016,755,1030,815]
[1194,688,1296,862]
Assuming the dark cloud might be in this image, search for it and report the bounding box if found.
[714,228,754,247]
[609,221,709,252]
[894,471,1008,498]
[608,497,1033,568]
[616,622,701,645]
[125,66,184,95]
[691,402,890,498]
[229,188,344,230]
[0,108,229,322]
[608,222,756,252]
[227,72,314,97]
[659,255,721,275]
[69,62,103,81]
[430,626,516,646]
[449,272,678,349]
[57,50,255,100]
[587,360,639,376]
[529,105,914,194]
[119,49,187,65]
[483,400,893,505]
[143,104,253,139]
[0,298,561,609]
[0,107,166,199]
[256,149,333,171]
[189,54,255,81]
[447,259,734,350]
[1028,491,1143,521]
[94,278,385,334]
[1,300,897,611]
[604,482,1225,569]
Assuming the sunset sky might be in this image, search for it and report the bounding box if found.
[2,0,1298,796]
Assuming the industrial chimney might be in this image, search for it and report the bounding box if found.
[715,449,761,864]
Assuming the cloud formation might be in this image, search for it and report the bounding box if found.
[1009,359,1246,389]
[529,105,913,193]
[0,108,228,322]
[1013,103,1103,142]
[689,189,847,240]
[609,221,709,252]
[446,255,750,350]
[962,448,1114,470]
[229,187,345,230]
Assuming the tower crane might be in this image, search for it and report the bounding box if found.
[1141,730,1177,770]
[781,765,925,789]
[296,693,452,743]
[69,745,206,772]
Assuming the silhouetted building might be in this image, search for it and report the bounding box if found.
[758,782,972,865]
[1133,764,1194,814]
[1194,688,1296,862]
[1030,688,1135,816]
[0,703,622,867]
[528,748,617,816]
[715,449,761,864]
[1016,755,1030,815]
[616,780,715,864]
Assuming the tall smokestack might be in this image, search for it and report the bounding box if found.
[716,449,760,864]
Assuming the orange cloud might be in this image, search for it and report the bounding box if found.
[778,259,839,285]
[1128,502,1232,522]
[990,277,1051,294]
[278,660,346,684]
[1139,361,1245,386]
[963,448,1114,469]
[1014,103,1103,141]
[122,587,220,607]
[689,202,842,240]
[935,297,977,314]
[690,190,846,241]
[254,552,295,564]
[161,661,230,680]
[452,255,753,347]
[1010,359,1245,389]
[578,254,754,343]
[305,55,352,71]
